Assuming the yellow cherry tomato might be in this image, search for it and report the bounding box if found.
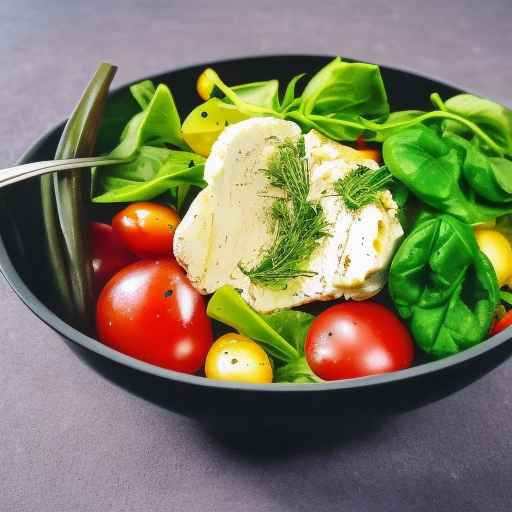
[205,333,273,384]
[475,229,512,287]
[181,98,248,156]
[196,69,214,101]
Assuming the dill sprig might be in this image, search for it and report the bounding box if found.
[240,137,329,289]
[334,165,392,210]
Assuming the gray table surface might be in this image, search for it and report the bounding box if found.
[1,1,512,511]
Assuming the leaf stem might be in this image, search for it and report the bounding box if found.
[204,68,283,118]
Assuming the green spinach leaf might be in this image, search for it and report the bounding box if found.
[299,57,389,120]
[389,214,499,358]
[110,83,186,158]
[383,125,512,223]
[280,73,305,112]
[93,162,205,203]
[444,132,512,203]
[443,94,512,156]
[224,80,280,110]
[130,80,156,110]
[263,310,314,355]
[207,286,300,362]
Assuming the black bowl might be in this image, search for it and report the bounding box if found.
[2,55,512,429]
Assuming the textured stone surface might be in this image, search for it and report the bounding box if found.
[1,1,512,511]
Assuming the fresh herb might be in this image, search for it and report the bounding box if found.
[383,124,512,224]
[334,165,392,210]
[239,137,329,289]
[389,213,500,358]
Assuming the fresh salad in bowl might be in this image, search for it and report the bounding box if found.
[51,57,512,384]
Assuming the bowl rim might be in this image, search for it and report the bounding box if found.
[1,53,511,393]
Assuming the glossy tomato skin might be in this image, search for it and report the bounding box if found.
[491,310,512,336]
[305,301,414,380]
[90,222,134,293]
[205,333,273,384]
[96,259,212,374]
[112,202,181,258]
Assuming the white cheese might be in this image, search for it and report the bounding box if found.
[173,118,403,313]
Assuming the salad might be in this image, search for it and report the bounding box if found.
[43,58,512,384]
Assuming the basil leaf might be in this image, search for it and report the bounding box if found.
[389,214,499,358]
[383,125,512,223]
[300,57,389,120]
[263,310,314,355]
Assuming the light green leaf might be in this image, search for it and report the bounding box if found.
[110,83,186,158]
[130,80,156,110]
[300,57,389,119]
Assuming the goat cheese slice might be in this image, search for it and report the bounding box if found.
[173,118,403,313]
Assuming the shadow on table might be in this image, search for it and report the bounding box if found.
[61,330,512,458]
[198,409,391,459]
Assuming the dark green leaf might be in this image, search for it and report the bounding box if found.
[389,214,499,358]
[383,125,512,223]
[444,132,512,203]
[443,94,512,155]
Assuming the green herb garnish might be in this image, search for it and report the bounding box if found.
[334,165,392,210]
[240,137,329,289]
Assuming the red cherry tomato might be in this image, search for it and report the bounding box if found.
[491,310,512,336]
[305,301,414,380]
[112,202,181,258]
[96,259,212,374]
[90,222,134,293]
